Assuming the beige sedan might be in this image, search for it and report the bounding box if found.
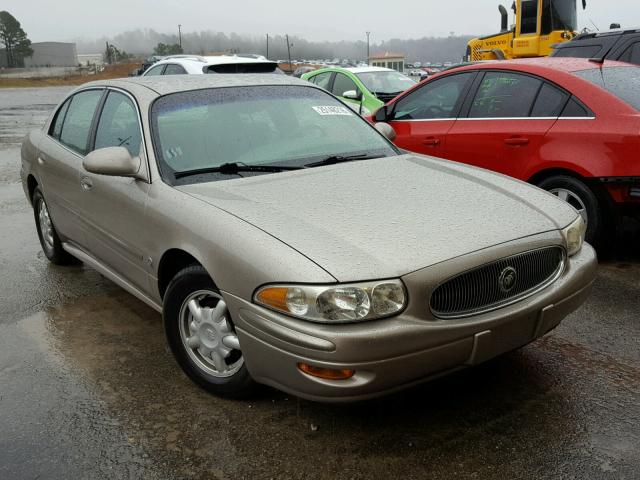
[21,75,597,402]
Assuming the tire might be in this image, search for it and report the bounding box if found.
[163,265,257,398]
[32,187,76,265]
[536,175,603,246]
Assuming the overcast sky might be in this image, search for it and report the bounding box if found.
[4,0,639,43]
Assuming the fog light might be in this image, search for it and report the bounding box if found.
[297,363,355,380]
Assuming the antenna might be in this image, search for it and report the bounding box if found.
[589,18,599,31]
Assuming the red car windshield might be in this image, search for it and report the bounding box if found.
[574,66,640,111]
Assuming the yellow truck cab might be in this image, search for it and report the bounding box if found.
[467,0,586,61]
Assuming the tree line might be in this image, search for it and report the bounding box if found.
[78,29,474,63]
[0,11,32,67]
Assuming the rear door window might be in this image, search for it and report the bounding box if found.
[530,82,569,117]
[393,73,475,120]
[468,71,542,118]
[94,91,142,157]
[58,89,103,155]
[574,66,640,111]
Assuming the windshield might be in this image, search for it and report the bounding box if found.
[356,71,416,95]
[151,85,397,184]
[574,66,640,111]
[542,0,578,34]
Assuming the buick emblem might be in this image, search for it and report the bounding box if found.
[499,266,517,293]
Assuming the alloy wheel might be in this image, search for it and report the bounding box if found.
[549,188,588,226]
[178,290,243,378]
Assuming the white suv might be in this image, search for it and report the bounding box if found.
[142,54,282,76]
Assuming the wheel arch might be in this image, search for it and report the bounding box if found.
[527,167,612,204]
[27,174,39,205]
[157,248,210,300]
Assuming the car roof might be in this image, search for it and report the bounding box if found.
[80,74,313,96]
[309,66,395,75]
[446,57,632,74]
[569,27,640,41]
[345,66,395,74]
[157,54,277,66]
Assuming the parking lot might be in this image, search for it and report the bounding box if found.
[1,87,639,479]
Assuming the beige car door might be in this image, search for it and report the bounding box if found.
[77,89,153,294]
[37,89,104,248]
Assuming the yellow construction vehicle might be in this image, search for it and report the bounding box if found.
[467,0,587,61]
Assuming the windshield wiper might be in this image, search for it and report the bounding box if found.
[174,162,303,179]
[304,154,385,168]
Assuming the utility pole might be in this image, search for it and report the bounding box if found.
[366,31,371,65]
[286,34,292,73]
[178,24,182,49]
[266,34,269,59]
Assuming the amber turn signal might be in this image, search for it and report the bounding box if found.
[297,363,355,380]
[255,287,290,312]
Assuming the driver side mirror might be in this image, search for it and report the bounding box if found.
[374,105,392,122]
[374,122,396,142]
[343,89,363,101]
[83,146,144,179]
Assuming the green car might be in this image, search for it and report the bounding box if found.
[302,66,416,116]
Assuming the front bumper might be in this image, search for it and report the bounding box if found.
[224,240,598,403]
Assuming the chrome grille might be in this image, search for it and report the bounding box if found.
[430,247,565,319]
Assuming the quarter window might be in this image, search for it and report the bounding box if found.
[163,64,187,75]
[144,64,165,76]
[561,97,591,117]
[469,72,542,118]
[393,73,475,120]
[50,98,71,139]
[530,82,569,117]
[58,90,103,155]
[332,73,358,97]
[94,91,142,157]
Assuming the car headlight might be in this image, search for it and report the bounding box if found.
[562,215,586,256]
[254,280,407,323]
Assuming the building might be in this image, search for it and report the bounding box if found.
[23,42,78,67]
[369,52,406,72]
[77,53,104,67]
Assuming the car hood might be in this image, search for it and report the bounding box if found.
[176,155,577,281]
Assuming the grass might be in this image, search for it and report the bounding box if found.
[0,62,140,88]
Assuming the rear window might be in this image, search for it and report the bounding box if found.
[574,66,640,111]
[204,62,278,74]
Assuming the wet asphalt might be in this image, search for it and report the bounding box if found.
[0,87,639,480]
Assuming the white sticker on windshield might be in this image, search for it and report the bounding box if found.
[312,106,353,116]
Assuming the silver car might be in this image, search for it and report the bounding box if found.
[21,75,597,402]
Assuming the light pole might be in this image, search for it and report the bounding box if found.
[366,31,371,65]
[178,24,182,49]
[266,33,269,59]
[286,34,293,73]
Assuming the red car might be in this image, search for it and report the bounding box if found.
[372,58,640,245]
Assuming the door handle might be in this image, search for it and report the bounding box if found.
[423,137,441,146]
[80,177,93,191]
[504,137,529,146]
